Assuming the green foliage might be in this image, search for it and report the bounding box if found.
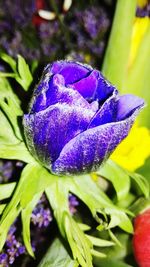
[38,238,79,267]
[0,54,149,266]
[0,183,16,201]
[98,160,130,201]
[17,55,33,90]
[102,0,137,89]
[0,53,33,91]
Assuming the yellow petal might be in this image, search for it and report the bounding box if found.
[137,0,148,7]
[128,17,150,68]
[111,125,150,171]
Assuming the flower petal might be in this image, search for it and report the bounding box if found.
[23,103,95,168]
[68,70,99,100]
[117,95,145,120]
[30,73,93,113]
[88,89,118,128]
[94,73,116,103]
[51,60,92,84]
[52,107,143,175]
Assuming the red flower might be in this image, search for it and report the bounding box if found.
[133,209,150,267]
[32,0,47,26]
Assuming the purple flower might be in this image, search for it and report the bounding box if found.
[32,207,52,228]
[0,160,13,182]
[23,61,145,175]
[136,2,150,17]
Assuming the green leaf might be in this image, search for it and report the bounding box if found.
[0,163,42,251]
[78,223,91,232]
[97,160,130,201]
[71,174,113,218]
[17,55,33,91]
[0,97,23,140]
[116,193,136,209]
[31,60,38,74]
[102,0,137,90]
[38,238,79,267]
[0,110,18,144]
[0,183,16,201]
[0,52,17,72]
[108,230,122,247]
[0,142,34,163]
[94,259,133,267]
[46,181,93,267]
[20,164,56,256]
[0,164,35,222]
[69,174,133,233]
[20,164,54,208]
[0,53,33,91]
[91,249,106,258]
[22,192,42,257]
[129,197,150,216]
[0,162,54,252]
[64,213,93,267]
[95,232,131,260]
[46,179,70,235]
[127,171,150,198]
[86,235,114,247]
[0,73,17,78]
[0,205,6,215]
[0,77,23,144]
[0,77,20,104]
[0,206,21,251]
[105,208,133,233]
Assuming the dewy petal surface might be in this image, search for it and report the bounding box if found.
[68,70,99,99]
[117,94,145,120]
[52,106,144,175]
[30,73,94,113]
[23,103,95,168]
[51,60,92,84]
[94,73,116,103]
[89,89,118,128]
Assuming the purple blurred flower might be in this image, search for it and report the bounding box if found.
[0,160,13,182]
[2,0,36,26]
[23,61,144,175]
[69,194,79,214]
[0,225,26,266]
[32,207,52,228]
[0,1,112,65]
[76,6,109,39]
[136,2,150,17]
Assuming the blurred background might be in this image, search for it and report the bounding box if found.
[0,0,150,266]
[0,0,116,69]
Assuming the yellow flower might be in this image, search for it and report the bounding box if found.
[137,0,148,7]
[128,17,150,67]
[111,124,150,171]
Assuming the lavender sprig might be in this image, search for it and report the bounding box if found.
[0,193,79,266]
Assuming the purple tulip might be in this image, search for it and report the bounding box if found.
[23,61,145,175]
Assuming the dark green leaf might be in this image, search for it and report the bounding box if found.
[0,53,17,72]
[97,160,130,201]
[38,238,79,267]
[127,171,149,198]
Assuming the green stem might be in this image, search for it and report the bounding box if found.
[102,0,137,90]
[49,0,71,47]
